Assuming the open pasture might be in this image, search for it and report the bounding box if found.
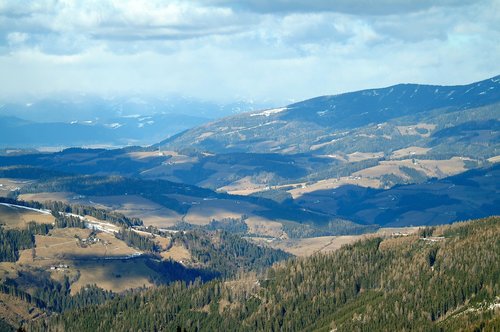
[0,204,54,229]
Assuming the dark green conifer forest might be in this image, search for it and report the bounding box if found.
[27,216,500,331]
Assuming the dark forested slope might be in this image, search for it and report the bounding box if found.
[297,163,500,227]
[30,216,500,331]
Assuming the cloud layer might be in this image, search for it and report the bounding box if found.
[1,0,499,104]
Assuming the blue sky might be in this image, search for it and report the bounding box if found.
[1,0,499,104]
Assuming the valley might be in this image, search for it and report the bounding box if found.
[3,1,500,330]
[0,78,497,242]
[0,76,498,331]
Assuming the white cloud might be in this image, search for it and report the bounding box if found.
[0,0,498,104]
[6,32,28,44]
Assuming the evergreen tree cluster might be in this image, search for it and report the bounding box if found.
[1,275,113,314]
[171,230,291,278]
[53,214,86,229]
[0,219,57,262]
[281,218,377,238]
[30,216,500,331]
[0,165,67,180]
[203,216,249,234]
[43,200,143,227]
[26,221,53,235]
[0,317,14,332]
[31,277,113,313]
[0,227,35,262]
[115,228,160,252]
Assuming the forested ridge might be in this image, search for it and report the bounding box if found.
[28,216,500,331]
[0,199,291,331]
[0,226,291,331]
[170,230,292,278]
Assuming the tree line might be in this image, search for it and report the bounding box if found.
[0,196,142,227]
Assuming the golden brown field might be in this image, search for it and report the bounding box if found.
[249,235,362,256]
[390,146,431,159]
[29,228,138,262]
[70,258,160,294]
[19,192,75,203]
[288,176,381,198]
[182,198,263,226]
[353,157,469,179]
[0,204,54,229]
[347,151,384,162]
[396,123,436,137]
[487,155,500,163]
[245,218,285,238]
[161,244,191,262]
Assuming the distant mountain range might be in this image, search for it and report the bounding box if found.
[0,95,273,147]
[0,113,209,147]
[0,75,498,230]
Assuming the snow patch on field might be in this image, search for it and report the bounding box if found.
[0,203,52,215]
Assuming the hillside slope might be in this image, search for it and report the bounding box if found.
[30,216,500,331]
[0,76,498,232]
[297,163,500,226]
[160,75,500,155]
[2,168,365,237]
[0,197,291,330]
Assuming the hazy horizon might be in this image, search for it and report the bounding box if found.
[1,0,499,106]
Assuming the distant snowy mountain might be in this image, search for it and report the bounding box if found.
[0,95,274,148]
[0,95,271,123]
[0,113,209,148]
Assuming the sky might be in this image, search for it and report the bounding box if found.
[1,0,499,104]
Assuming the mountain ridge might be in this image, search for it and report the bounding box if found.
[160,75,500,155]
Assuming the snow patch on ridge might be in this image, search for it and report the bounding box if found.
[250,107,287,117]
